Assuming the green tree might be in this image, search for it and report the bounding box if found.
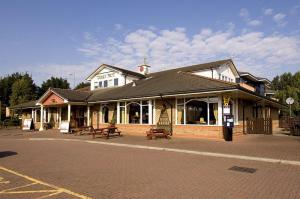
[0,72,26,106]
[272,71,300,116]
[39,77,70,96]
[74,82,90,90]
[9,75,37,106]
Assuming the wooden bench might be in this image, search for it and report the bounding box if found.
[146,125,171,140]
[92,126,121,139]
[72,126,94,136]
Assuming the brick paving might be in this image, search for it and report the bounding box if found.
[0,128,300,199]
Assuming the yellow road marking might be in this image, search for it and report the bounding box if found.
[2,190,58,194]
[0,166,92,199]
[0,176,10,184]
[36,190,63,199]
[1,182,37,192]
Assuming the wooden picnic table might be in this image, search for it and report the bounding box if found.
[92,126,121,139]
[146,126,171,140]
[72,126,94,136]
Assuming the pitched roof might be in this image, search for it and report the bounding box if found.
[238,71,271,83]
[88,70,237,102]
[11,100,38,109]
[86,64,145,80]
[51,88,91,102]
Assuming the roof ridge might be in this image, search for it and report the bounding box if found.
[148,59,232,75]
[179,71,238,86]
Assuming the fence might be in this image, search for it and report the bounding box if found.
[246,118,272,135]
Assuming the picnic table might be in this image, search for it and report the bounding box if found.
[146,126,171,140]
[92,126,121,139]
[72,126,94,136]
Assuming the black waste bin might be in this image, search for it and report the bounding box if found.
[223,127,233,141]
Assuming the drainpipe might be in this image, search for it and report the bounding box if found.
[159,94,173,135]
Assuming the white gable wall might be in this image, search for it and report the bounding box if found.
[193,63,237,83]
[90,67,140,90]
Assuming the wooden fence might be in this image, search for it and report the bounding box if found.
[246,118,272,135]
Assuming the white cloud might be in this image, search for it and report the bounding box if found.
[273,13,287,26]
[264,8,273,16]
[248,20,262,26]
[239,8,249,18]
[239,8,262,27]
[76,27,300,79]
[114,24,123,31]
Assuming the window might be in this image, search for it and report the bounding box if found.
[104,80,108,87]
[102,106,109,123]
[114,78,118,86]
[99,81,102,88]
[222,75,224,80]
[176,98,218,125]
[186,100,208,125]
[177,99,184,124]
[141,101,149,124]
[219,74,221,80]
[127,103,140,124]
[94,82,99,88]
[118,101,152,124]
[225,76,227,81]
[209,103,218,125]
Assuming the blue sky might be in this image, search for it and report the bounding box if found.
[0,0,300,86]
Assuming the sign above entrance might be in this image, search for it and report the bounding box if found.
[97,72,116,80]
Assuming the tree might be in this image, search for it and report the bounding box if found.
[272,71,300,116]
[74,82,90,90]
[39,77,70,96]
[9,75,37,106]
[0,73,26,106]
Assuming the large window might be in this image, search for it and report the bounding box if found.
[127,102,140,124]
[176,98,219,125]
[118,100,153,124]
[186,100,207,124]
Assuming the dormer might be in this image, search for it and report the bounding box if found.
[190,59,239,83]
[86,64,145,91]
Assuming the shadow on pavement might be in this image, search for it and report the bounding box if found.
[0,151,18,158]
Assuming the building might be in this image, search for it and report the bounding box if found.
[12,59,284,139]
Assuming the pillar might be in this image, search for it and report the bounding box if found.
[59,107,62,128]
[117,102,120,124]
[31,109,34,121]
[149,100,153,124]
[87,105,90,126]
[67,104,71,123]
[218,96,223,126]
[39,105,44,131]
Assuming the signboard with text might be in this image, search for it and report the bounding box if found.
[60,121,70,133]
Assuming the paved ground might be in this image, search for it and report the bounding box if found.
[0,128,299,199]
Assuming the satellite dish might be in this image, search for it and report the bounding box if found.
[286,97,294,105]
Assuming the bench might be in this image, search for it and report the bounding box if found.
[146,125,171,140]
[92,126,121,139]
[72,126,94,136]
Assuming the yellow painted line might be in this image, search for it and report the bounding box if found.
[0,182,37,192]
[2,190,58,194]
[0,166,92,199]
[37,190,63,199]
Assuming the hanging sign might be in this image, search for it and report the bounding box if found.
[223,106,230,115]
[23,119,33,131]
[223,96,230,106]
[60,121,70,133]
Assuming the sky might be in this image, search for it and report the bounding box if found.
[0,0,300,87]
